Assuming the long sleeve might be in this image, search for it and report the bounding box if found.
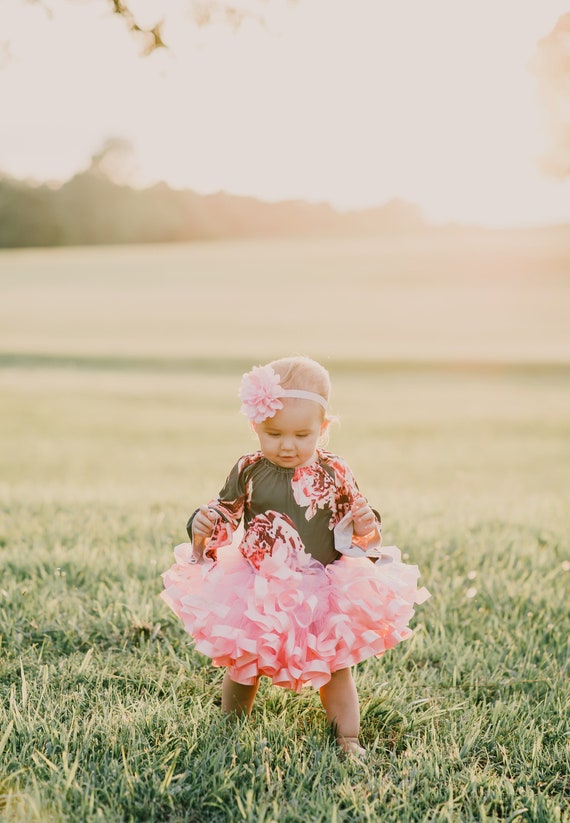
[326,453,382,555]
[186,456,250,560]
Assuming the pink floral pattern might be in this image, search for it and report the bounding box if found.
[291,466,337,522]
[325,455,358,529]
[240,511,305,570]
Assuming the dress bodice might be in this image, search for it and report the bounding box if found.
[187,450,379,566]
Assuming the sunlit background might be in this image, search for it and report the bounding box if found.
[2,0,570,227]
[1,11,570,820]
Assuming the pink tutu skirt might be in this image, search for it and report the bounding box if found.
[161,538,429,692]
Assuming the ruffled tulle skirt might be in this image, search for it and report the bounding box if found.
[161,541,429,692]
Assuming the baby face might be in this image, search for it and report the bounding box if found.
[255,399,328,469]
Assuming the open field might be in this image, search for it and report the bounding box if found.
[1,228,570,365]
[0,234,569,821]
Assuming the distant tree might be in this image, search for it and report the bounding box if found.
[0,178,62,247]
[531,12,570,178]
[0,137,426,249]
[53,140,189,245]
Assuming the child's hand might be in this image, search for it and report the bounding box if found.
[190,506,218,563]
[192,506,218,538]
[351,498,377,536]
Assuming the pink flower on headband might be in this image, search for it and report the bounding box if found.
[239,365,284,422]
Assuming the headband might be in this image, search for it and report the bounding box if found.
[238,364,328,422]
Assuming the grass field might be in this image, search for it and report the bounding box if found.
[1,228,570,365]
[0,233,569,821]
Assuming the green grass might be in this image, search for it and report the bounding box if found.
[0,236,569,821]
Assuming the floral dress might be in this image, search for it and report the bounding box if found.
[161,449,429,692]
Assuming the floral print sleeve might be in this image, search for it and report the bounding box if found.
[186,453,259,560]
[321,452,382,552]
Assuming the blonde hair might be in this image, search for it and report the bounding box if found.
[269,356,331,421]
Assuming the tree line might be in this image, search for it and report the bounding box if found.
[0,164,426,249]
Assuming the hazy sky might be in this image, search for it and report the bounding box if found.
[2,0,570,226]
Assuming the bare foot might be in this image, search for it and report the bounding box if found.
[336,736,367,759]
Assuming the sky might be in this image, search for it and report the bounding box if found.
[1,0,570,227]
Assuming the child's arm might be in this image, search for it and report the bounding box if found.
[185,454,257,563]
[325,452,383,555]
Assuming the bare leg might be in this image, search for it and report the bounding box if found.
[319,668,366,755]
[222,671,260,716]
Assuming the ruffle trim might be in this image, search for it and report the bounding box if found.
[162,540,429,692]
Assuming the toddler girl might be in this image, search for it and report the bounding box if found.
[161,356,429,756]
